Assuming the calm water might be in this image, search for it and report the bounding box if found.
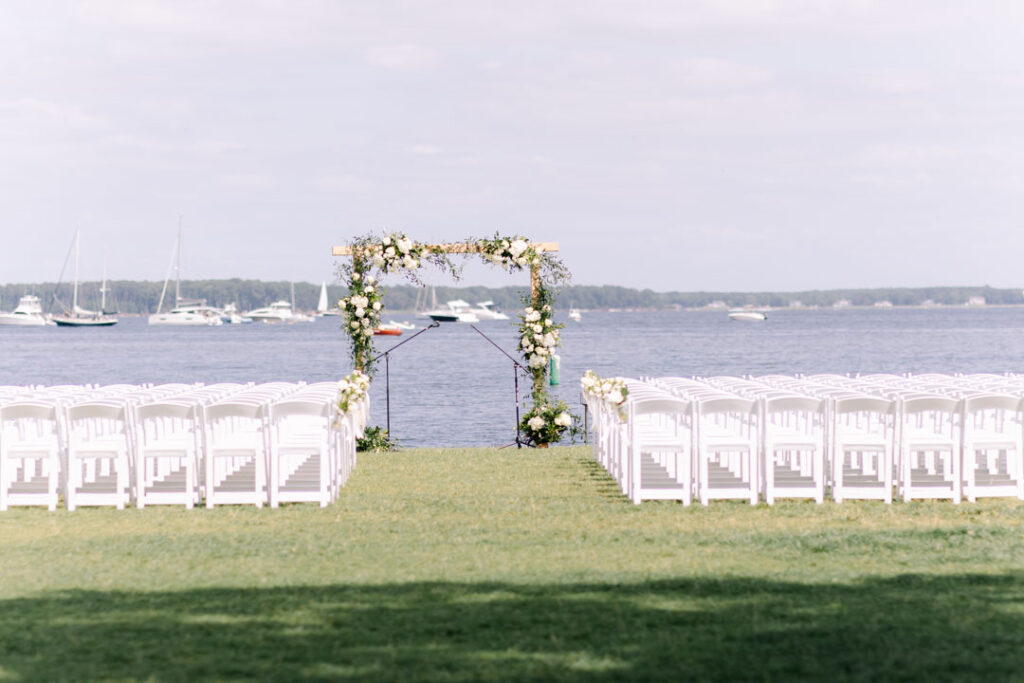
[2,308,1024,447]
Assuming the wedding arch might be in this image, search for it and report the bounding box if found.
[331,233,575,446]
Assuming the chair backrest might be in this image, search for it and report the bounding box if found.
[763,396,824,414]
[962,394,1022,414]
[834,396,896,416]
[67,402,128,423]
[902,396,961,415]
[270,400,332,420]
[698,397,757,416]
[630,397,692,417]
[204,402,265,422]
[1,402,59,422]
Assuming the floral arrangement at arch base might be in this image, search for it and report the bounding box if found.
[519,400,578,447]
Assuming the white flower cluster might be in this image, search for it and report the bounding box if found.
[337,369,371,415]
[368,234,421,273]
[340,275,380,338]
[580,370,629,420]
[520,304,559,369]
[479,236,541,271]
[526,408,572,433]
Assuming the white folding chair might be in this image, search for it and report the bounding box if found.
[761,395,827,504]
[898,395,962,503]
[267,399,334,508]
[134,401,202,508]
[625,395,694,505]
[960,395,1024,502]
[0,402,63,511]
[201,401,268,507]
[65,402,132,510]
[695,397,760,505]
[831,396,896,503]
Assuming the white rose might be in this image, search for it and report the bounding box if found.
[542,333,556,347]
[363,328,373,336]
[544,319,551,326]
[403,255,417,270]
[529,355,546,368]
[554,412,571,427]
[355,307,365,318]
[509,239,528,257]
[365,286,374,294]
[372,302,381,311]
[516,257,527,266]
[528,415,545,431]
[385,246,396,257]
[372,255,385,269]
[350,321,360,329]
[383,237,391,246]
[397,237,412,254]
[351,272,361,281]
[365,274,375,284]
[361,318,370,327]
[526,310,541,322]
[532,324,543,333]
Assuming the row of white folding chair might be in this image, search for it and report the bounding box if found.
[661,377,1024,504]
[1,383,358,510]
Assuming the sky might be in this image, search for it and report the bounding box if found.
[2,1,1023,292]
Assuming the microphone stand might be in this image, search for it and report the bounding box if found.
[470,325,529,449]
[370,321,440,436]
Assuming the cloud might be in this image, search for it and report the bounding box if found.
[411,145,442,156]
[671,58,772,88]
[316,174,373,192]
[365,44,439,70]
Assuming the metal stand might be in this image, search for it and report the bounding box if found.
[470,325,530,449]
[370,321,440,437]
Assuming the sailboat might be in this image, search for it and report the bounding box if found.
[149,219,223,326]
[317,281,341,317]
[52,230,118,327]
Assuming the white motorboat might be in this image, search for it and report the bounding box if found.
[569,308,582,322]
[149,220,222,326]
[51,230,118,327]
[0,295,51,326]
[149,303,224,326]
[245,300,297,323]
[728,309,767,322]
[471,301,509,321]
[426,299,479,323]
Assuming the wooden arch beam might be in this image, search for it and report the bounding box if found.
[332,241,560,297]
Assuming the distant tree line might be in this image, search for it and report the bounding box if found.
[1,280,1021,314]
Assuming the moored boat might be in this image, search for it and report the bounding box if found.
[728,309,768,322]
[0,295,51,326]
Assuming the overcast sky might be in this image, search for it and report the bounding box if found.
[2,1,1022,292]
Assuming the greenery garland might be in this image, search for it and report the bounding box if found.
[337,230,574,446]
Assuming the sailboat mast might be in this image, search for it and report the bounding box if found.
[72,228,80,312]
[174,216,182,308]
[100,259,108,312]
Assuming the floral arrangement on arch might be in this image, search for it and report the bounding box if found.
[476,234,541,272]
[337,232,457,376]
[580,370,630,421]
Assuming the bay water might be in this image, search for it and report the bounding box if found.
[2,307,1023,447]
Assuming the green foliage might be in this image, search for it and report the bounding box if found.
[356,425,399,452]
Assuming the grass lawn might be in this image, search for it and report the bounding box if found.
[2,446,1024,681]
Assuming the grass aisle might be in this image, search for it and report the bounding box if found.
[2,446,1024,681]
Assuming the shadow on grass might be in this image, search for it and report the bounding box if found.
[2,574,1024,681]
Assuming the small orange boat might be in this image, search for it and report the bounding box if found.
[373,325,403,336]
